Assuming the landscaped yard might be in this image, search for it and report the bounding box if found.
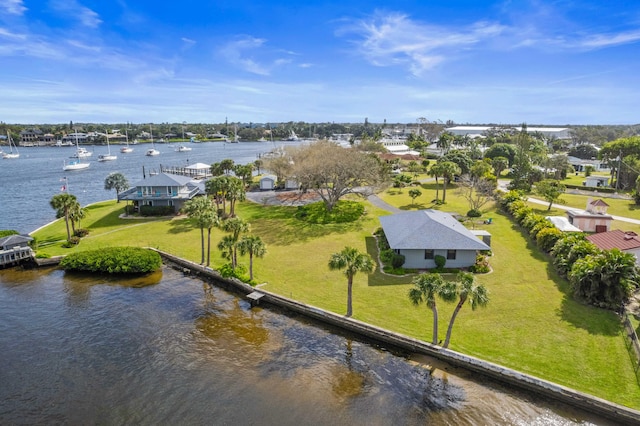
[32,185,640,409]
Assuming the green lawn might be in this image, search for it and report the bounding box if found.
[32,190,640,409]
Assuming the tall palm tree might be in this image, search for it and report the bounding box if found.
[328,246,375,317]
[201,209,220,267]
[49,193,77,241]
[182,196,218,264]
[439,161,461,203]
[408,273,457,345]
[220,217,249,268]
[428,163,443,202]
[68,201,87,235]
[442,272,490,348]
[237,235,267,281]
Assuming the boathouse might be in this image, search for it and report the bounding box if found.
[0,234,34,267]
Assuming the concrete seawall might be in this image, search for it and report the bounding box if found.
[156,249,640,425]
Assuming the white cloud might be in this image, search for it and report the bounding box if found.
[50,0,102,28]
[1,0,27,16]
[220,35,295,76]
[341,12,505,76]
[579,29,640,49]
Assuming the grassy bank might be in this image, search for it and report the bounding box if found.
[32,190,640,409]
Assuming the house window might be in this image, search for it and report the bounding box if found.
[168,200,174,207]
[167,186,173,195]
[424,249,434,259]
[447,250,456,260]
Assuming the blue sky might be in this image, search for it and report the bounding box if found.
[1,0,639,125]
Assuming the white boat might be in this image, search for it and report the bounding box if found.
[145,125,160,156]
[120,130,133,153]
[63,159,90,171]
[98,131,117,161]
[71,147,92,158]
[175,144,192,152]
[283,130,299,141]
[2,132,19,159]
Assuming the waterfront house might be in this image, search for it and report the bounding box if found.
[587,230,640,266]
[378,210,490,269]
[566,198,613,233]
[118,173,204,213]
[0,234,34,267]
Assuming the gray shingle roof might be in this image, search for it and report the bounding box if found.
[379,210,490,251]
[133,173,194,187]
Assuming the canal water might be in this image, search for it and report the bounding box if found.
[0,265,611,425]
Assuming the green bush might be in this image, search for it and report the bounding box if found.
[60,247,162,274]
[218,263,248,280]
[391,253,405,269]
[380,249,395,265]
[434,255,446,270]
[469,253,490,273]
[0,230,19,238]
[467,208,482,218]
[140,205,175,216]
[536,227,564,252]
[74,229,89,237]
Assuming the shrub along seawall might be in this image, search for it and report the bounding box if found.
[156,249,640,425]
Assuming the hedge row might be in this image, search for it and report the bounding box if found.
[60,247,162,274]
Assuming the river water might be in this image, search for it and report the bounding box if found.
[0,143,614,424]
[0,141,286,234]
[0,266,611,425]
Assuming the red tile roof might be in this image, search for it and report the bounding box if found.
[586,230,640,251]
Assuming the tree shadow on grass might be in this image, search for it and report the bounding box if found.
[399,202,427,210]
[167,217,195,234]
[508,215,622,336]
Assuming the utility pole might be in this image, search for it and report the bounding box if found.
[615,149,622,192]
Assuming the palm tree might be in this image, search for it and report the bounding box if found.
[217,235,236,265]
[439,161,461,203]
[104,172,130,202]
[220,217,249,268]
[201,209,220,267]
[237,235,267,281]
[68,201,87,235]
[328,246,375,317]
[49,193,77,241]
[408,273,457,345]
[442,272,490,348]
[428,163,443,202]
[182,196,218,264]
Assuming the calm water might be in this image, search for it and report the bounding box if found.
[0,266,610,425]
[0,141,285,233]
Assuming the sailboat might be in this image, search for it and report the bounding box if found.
[64,131,90,170]
[146,125,160,156]
[175,127,192,152]
[120,129,133,153]
[98,131,117,161]
[2,132,19,159]
[227,124,239,143]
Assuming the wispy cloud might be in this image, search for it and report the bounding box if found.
[220,35,296,76]
[1,0,27,16]
[50,0,102,28]
[578,29,640,49]
[340,11,505,76]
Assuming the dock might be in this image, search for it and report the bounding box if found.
[246,291,265,307]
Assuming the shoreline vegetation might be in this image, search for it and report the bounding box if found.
[29,185,640,412]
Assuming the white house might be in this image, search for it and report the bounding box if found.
[379,210,490,269]
[587,230,640,266]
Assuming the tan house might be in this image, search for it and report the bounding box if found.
[566,198,613,233]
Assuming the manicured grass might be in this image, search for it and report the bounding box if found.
[31,192,640,409]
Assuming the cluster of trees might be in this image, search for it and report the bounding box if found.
[499,191,638,309]
[599,136,640,195]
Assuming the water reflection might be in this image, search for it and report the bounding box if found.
[0,266,612,425]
